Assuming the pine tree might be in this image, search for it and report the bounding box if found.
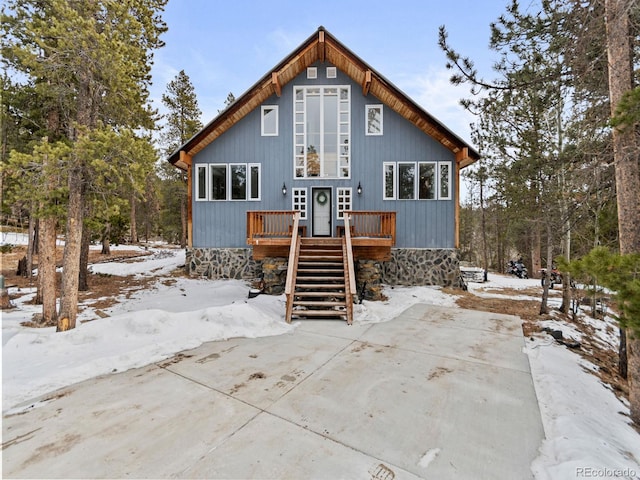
[2,0,167,330]
[160,70,202,248]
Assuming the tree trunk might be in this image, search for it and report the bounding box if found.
[79,224,90,291]
[532,227,541,280]
[38,216,58,325]
[57,167,83,331]
[101,223,111,255]
[605,0,640,425]
[130,192,138,243]
[479,175,489,275]
[26,216,36,279]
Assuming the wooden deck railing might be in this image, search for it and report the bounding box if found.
[345,211,396,243]
[342,213,356,325]
[284,212,301,323]
[247,210,297,243]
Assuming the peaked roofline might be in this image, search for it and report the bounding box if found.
[167,26,480,169]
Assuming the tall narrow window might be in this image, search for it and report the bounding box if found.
[292,188,307,219]
[336,188,352,219]
[261,106,278,136]
[230,164,247,200]
[196,164,208,201]
[418,162,436,200]
[439,162,451,199]
[210,165,226,200]
[366,105,383,135]
[249,164,260,200]
[293,86,350,178]
[383,162,396,200]
[398,163,416,200]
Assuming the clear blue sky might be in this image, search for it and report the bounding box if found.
[150,0,514,146]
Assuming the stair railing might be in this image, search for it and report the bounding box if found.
[285,211,301,323]
[342,212,356,325]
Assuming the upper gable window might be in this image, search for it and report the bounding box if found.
[366,104,383,136]
[326,67,337,78]
[294,86,350,178]
[261,105,278,136]
[307,67,317,79]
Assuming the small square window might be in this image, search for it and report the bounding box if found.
[326,66,337,78]
[307,67,317,79]
[292,188,307,219]
[337,188,352,219]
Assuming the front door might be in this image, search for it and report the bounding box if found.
[312,187,332,236]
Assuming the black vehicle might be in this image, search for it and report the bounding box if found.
[540,267,575,289]
[506,259,528,279]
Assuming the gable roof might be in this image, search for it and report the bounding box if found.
[167,26,480,170]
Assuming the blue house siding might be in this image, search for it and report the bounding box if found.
[192,60,456,249]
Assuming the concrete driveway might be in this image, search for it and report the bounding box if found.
[2,304,544,479]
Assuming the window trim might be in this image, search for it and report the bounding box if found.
[261,105,278,136]
[249,163,261,201]
[292,187,308,219]
[293,85,351,179]
[383,162,396,200]
[307,67,317,79]
[383,161,452,201]
[326,66,337,78]
[195,164,208,201]
[397,162,417,200]
[209,164,228,201]
[418,161,437,200]
[365,104,384,136]
[439,162,452,200]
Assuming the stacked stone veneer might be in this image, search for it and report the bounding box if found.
[186,247,460,298]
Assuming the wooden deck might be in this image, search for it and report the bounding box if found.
[247,211,396,260]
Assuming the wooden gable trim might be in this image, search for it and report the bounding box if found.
[180,151,194,247]
[362,70,372,96]
[271,72,282,97]
[167,27,480,167]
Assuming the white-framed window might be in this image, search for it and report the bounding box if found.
[366,104,383,136]
[336,187,352,219]
[292,188,307,219]
[398,162,416,200]
[294,85,350,179]
[205,163,260,201]
[195,164,208,201]
[383,161,452,200]
[249,164,260,200]
[326,66,337,78]
[210,164,227,201]
[261,105,278,136]
[439,162,451,199]
[307,67,317,79]
[383,162,396,200]
[418,162,436,200]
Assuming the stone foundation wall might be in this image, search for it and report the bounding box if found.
[186,248,260,280]
[185,247,460,298]
[381,248,460,287]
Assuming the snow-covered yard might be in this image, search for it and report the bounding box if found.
[1,233,639,478]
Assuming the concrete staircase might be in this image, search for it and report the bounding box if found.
[286,238,353,324]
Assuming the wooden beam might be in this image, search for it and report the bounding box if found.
[318,30,325,62]
[454,159,461,249]
[181,151,193,248]
[271,72,281,97]
[362,69,372,96]
[455,147,469,165]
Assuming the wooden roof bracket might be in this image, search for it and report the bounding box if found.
[318,30,325,62]
[362,69,372,96]
[271,72,282,97]
[455,147,469,165]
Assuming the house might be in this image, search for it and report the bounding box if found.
[167,27,480,321]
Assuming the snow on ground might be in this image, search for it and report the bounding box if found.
[1,241,639,478]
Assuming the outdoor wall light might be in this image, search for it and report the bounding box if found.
[357,181,362,195]
[282,182,287,196]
